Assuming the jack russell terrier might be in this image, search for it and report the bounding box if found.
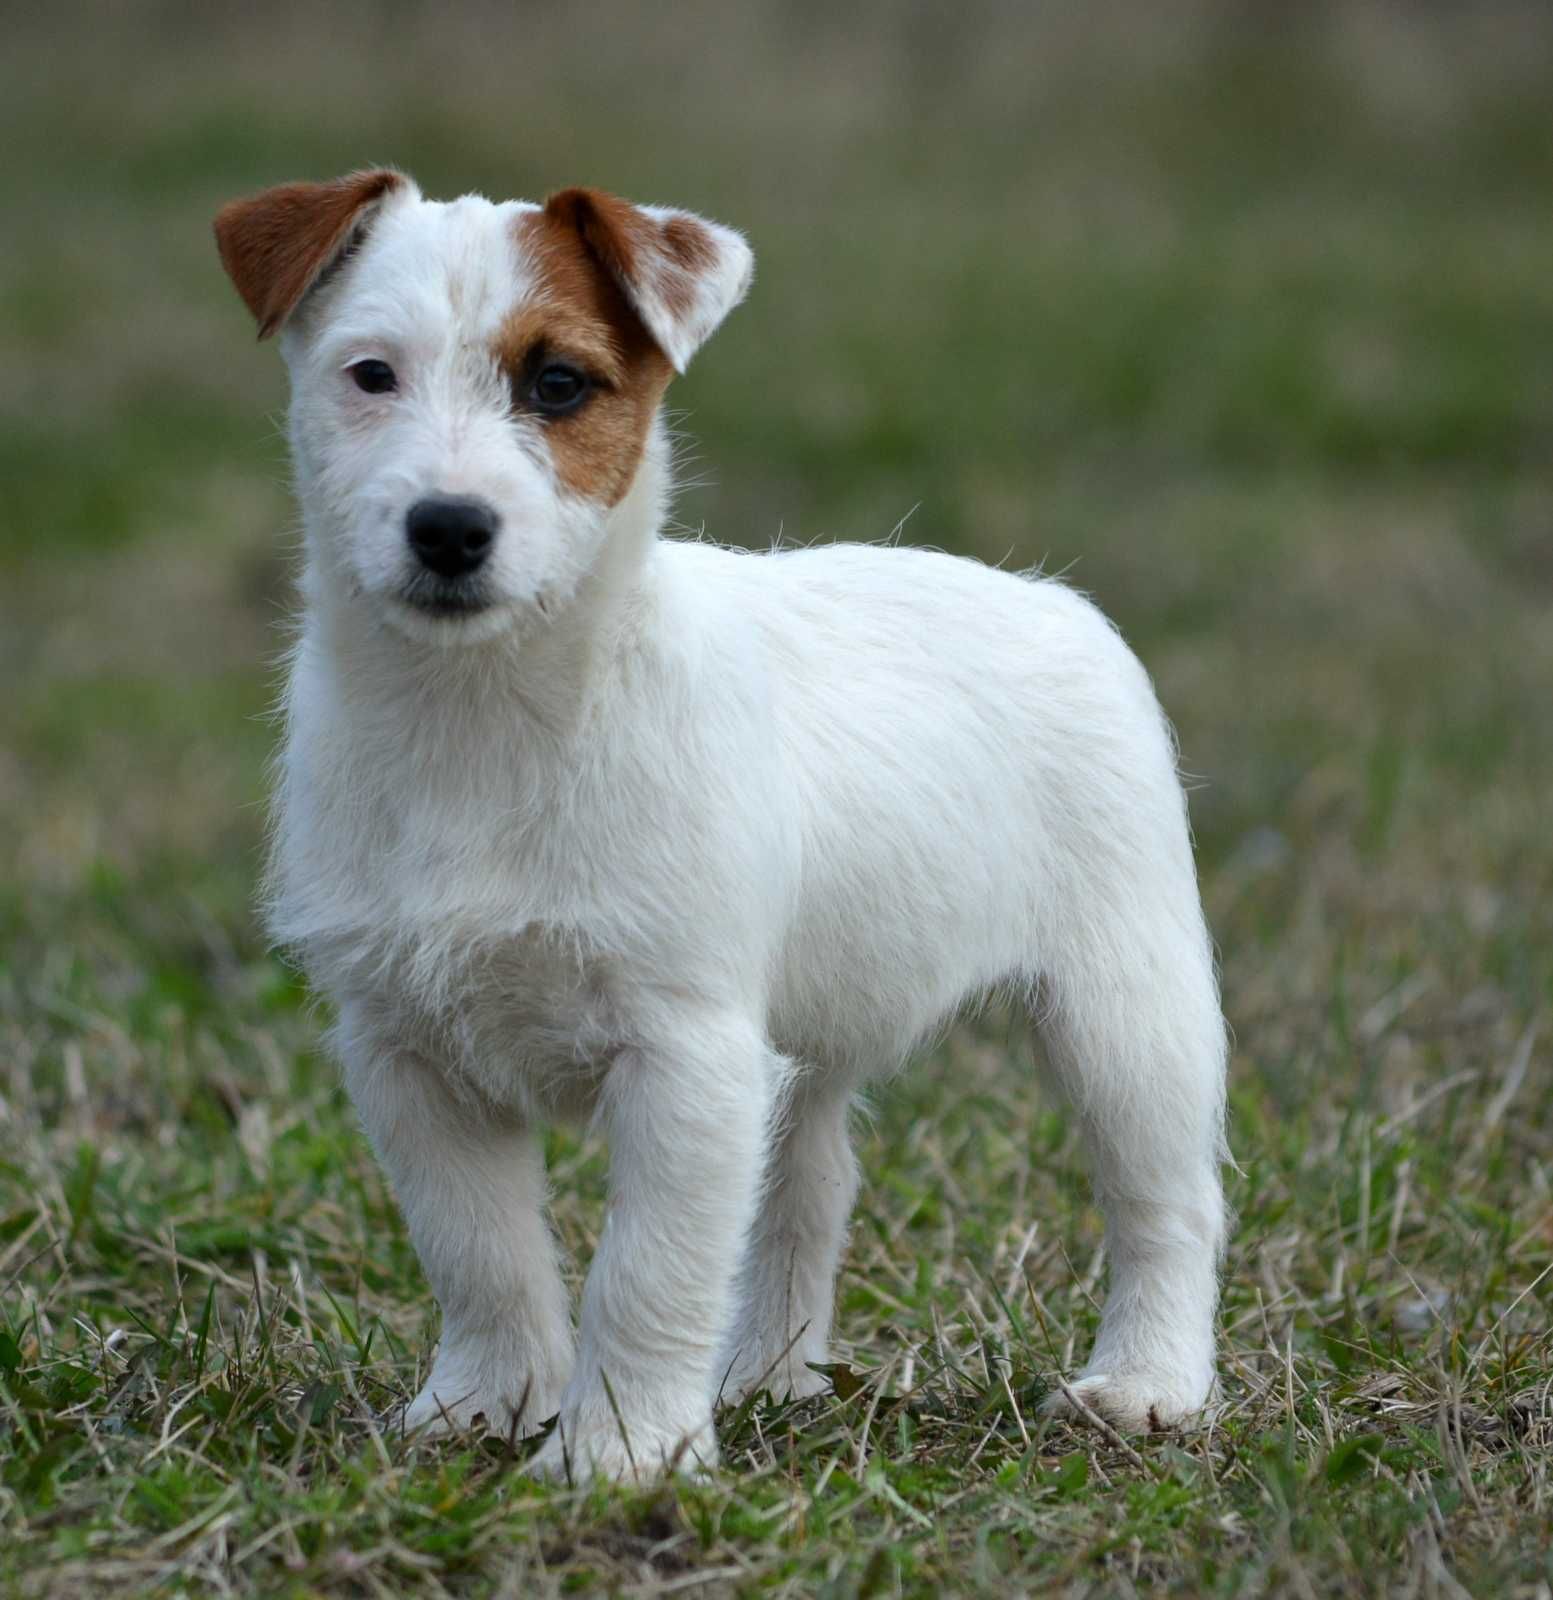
[214,170,1229,1481]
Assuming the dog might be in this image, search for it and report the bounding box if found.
[214,169,1229,1481]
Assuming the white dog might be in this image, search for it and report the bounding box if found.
[214,170,1229,1481]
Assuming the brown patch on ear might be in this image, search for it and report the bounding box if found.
[656,215,717,318]
[546,188,718,326]
[542,187,652,300]
[502,196,675,508]
[214,169,406,338]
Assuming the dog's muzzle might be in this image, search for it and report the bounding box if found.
[402,495,499,614]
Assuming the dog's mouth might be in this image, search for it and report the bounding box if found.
[398,572,496,619]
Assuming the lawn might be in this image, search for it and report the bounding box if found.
[2,4,1552,1595]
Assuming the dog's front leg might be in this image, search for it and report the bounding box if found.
[528,1010,776,1482]
[339,1012,574,1439]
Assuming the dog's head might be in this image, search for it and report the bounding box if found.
[214,171,751,642]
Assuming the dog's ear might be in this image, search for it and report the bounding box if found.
[214,169,413,339]
[543,189,753,373]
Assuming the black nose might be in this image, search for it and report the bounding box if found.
[406,496,498,579]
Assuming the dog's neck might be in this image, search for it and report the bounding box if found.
[300,426,675,740]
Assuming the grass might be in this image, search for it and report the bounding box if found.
[2,3,1552,1594]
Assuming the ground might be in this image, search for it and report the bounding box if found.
[2,4,1551,1596]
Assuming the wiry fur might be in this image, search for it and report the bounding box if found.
[217,172,1230,1482]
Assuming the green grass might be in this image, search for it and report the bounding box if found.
[3,4,1552,1594]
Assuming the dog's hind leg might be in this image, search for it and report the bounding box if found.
[1032,840,1229,1432]
[719,1074,859,1403]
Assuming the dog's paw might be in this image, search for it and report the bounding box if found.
[526,1408,718,1484]
[1041,1370,1214,1435]
[719,1350,833,1406]
[398,1362,562,1441]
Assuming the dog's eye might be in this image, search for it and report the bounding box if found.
[529,363,590,416]
[349,359,398,395]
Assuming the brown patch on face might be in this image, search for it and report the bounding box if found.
[501,192,675,507]
[214,169,406,338]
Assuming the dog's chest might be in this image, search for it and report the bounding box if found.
[275,641,755,1118]
[349,920,632,1120]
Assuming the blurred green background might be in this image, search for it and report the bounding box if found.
[4,2,1551,925]
[3,3,1552,1592]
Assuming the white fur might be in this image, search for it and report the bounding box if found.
[254,181,1229,1480]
